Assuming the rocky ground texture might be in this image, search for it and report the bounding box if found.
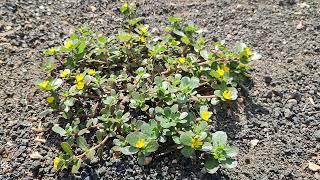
[0,0,319,179]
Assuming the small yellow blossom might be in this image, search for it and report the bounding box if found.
[60,69,70,78]
[123,2,129,8]
[139,25,148,34]
[216,68,225,77]
[200,111,210,121]
[191,137,203,149]
[243,47,253,57]
[48,48,56,55]
[140,36,146,43]
[221,65,230,73]
[38,80,49,90]
[75,73,85,82]
[53,156,60,170]
[135,139,145,149]
[64,41,73,49]
[177,57,186,64]
[76,81,85,90]
[223,89,232,100]
[88,69,96,75]
[47,96,55,104]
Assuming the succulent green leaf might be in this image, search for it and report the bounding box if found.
[77,136,89,151]
[201,142,213,152]
[168,16,182,23]
[126,132,144,147]
[200,50,209,60]
[180,132,193,146]
[71,159,81,174]
[225,146,239,158]
[86,149,96,159]
[117,32,132,42]
[181,36,190,45]
[121,146,138,155]
[145,140,159,153]
[52,124,66,136]
[181,146,194,157]
[212,131,228,146]
[221,159,238,169]
[61,142,73,155]
[205,158,220,173]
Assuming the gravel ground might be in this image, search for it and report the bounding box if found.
[0,0,319,179]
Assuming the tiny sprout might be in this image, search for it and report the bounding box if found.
[60,69,71,78]
[47,96,55,104]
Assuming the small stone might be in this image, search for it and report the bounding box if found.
[315,172,320,180]
[264,76,272,84]
[284,109,294,119]
[263,91,273,98]
[250,139,259,148]
[314,130,320,140]
[144,157,153,165]
[296,21,304,30]
[30,151,43,159]
[309,162,320,171]
[285,99,298,109]
[90,6,97,12]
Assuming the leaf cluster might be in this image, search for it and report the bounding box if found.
[37,3,260,174]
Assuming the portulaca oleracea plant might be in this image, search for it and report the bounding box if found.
[36,2,260,174]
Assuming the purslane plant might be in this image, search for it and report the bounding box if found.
[36,2,260,174]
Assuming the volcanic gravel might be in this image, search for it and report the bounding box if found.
[0,0,319,179]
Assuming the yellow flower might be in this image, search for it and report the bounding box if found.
[200,111,210,121]
[139,25,148,34]
[177,57,186,64]
[47,96,55,104]
[88,69,96,75]
[191,137,203,149]
[60,69,70,78]
[140,36,146,43]
[48,48,56,55]
[53,156,60,170]
[38,80,49,90]
[243,47,253,58]
[223,89,232,100]
[64,41,73,49]
[221,65,230,72]
[123,2,129,8]
[76,81,85,90]
[216,68,225,77]
[135,139,145,149]
[75,73,85,82]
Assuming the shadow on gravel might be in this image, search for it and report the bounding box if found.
[214,81,269,139]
